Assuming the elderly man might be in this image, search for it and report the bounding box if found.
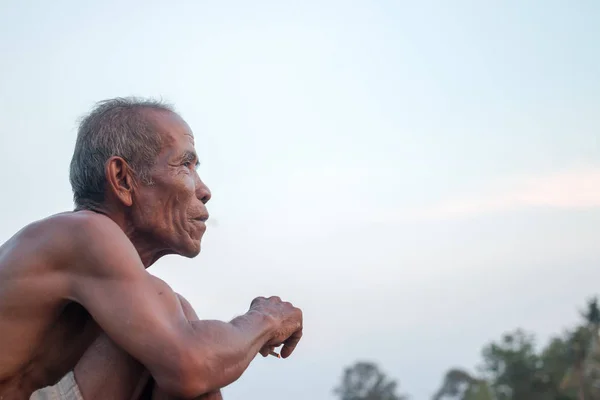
[0,98,303,399]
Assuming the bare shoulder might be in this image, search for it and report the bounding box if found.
[49,210,131,247]
[0,210,144,311]
[48,212,158,304]
[0,212,88,269]
[57,211,142,275]
[1,211,142,279]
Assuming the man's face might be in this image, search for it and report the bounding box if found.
[131,110,211,258]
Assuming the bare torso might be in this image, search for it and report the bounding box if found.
[0,210,255,400]
[0,213,108,397]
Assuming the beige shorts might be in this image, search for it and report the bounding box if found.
[30,371,83,400]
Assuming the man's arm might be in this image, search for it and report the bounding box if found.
[176,294,223,399]
[66,216,302,398]
[131,294,221,400]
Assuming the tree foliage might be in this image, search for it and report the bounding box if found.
[335,297,600,400]
[431,368,493,400]
[334,361,408,400]
[433,297,600,400]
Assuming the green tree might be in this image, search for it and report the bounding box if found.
[434,330,574,400]
[581,298,600,326]
[433,298,600,400]
[479,329,547,400]
[334,361,408,400]
[538,335,575,400]
[431,368,493,400]
[561,297,600,400]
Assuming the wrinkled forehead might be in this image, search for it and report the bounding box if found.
[145,109,195,148]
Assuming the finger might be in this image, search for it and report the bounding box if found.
[281,328,303,359]
[251,296,266,307]
[259,345,275,357]
[259,346,270,357]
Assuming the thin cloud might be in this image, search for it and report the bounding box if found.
[422,164,600,219]
[364,164,600,224]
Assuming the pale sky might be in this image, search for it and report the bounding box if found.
[1,1,599,399]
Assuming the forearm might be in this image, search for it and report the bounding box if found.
[184,310,275,394]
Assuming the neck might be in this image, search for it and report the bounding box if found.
[77,203,167,268]
[127,231,168,268]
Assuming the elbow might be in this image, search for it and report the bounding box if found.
[154,350,217,399]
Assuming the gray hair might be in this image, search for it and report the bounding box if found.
[69,97,175,210]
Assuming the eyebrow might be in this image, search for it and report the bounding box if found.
[181,150,200,167]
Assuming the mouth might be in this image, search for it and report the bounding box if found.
[192,215,209,223]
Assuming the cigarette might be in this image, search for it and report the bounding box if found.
[269,350,281,358]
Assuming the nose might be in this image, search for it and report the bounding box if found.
[195,177,211,204]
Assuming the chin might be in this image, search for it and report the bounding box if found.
[182,246,201,258]
[171,229,204,258]
[179,239,202,258]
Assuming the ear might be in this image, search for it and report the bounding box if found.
[105,156,135,207]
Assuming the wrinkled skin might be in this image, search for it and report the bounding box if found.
[0,109,303,399]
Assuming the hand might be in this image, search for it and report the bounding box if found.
[249,296,303,359]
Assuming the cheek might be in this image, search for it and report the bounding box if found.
[137,175,197,231]
[166,181,196,221]
[177,175,198,205]
[134,198,163,230]
[182,173,197,192]
[133,188,173,229]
